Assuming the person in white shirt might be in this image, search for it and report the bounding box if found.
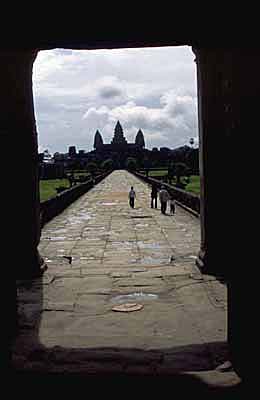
[159,185,170,214]
[128,186,136,208]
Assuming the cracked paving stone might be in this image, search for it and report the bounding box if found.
[14,171,230,381]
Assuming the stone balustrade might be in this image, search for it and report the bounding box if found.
[40,171,111,226]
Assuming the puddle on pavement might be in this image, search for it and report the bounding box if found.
[44,256,72,265]
[109,241,135,247]
[110,292,158,304]
[67,212,93,224]
[135,223,149,228]
[100,202,118,206]
[48,236,67,241]
[140,256,168,265]
[46,228,67,235]
[137,242,163,249]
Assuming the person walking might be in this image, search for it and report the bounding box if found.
[128,186,136,208]
[169,196,175,215]
[150,183,158,208]
[159,185,170,214]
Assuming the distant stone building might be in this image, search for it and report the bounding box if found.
[47,120,199,174]
[93,121,145,168]
[68,146,77,157]
[39,151,65,179]
[94,121,145,151]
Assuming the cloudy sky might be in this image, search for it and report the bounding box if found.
[32,46,198,155]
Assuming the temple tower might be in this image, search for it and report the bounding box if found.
[135,129,145,148]
[94,130,104,149]
[111,121,127,145]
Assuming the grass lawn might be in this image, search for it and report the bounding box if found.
[40,179,70,202]
[67,171,91,179]
[185,175,200,195]
[140,170,200,196]
[148,170,168,177]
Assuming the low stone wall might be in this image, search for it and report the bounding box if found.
[131,171,200,216]
[40,171,111,226]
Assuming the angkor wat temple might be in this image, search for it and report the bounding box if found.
[94,120,145,151]
[92,120,145,168]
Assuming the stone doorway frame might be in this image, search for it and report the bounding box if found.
[2,43,256,381]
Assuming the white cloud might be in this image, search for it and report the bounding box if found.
[32,46,198,153]
[80,93,198,150]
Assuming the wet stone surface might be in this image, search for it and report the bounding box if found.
[13,171,234,382]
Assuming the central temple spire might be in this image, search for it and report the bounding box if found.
[111,121,128,145]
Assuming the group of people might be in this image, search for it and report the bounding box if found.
[151,183,175,215]
[128,183,175,215]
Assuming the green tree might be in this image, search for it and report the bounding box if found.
[125,157,138,171]
[101,158,114,171]
[86,161,98,175]
[167,162,190,187]
[174,162,189,188]
[168,161,175,184]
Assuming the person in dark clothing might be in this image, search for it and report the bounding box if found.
[128,186,136,208]
[151,184,158,208]
[169,196,175,215]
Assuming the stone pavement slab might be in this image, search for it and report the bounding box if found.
[13,170,239,387]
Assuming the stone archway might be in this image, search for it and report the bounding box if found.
[2,44,258,381]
